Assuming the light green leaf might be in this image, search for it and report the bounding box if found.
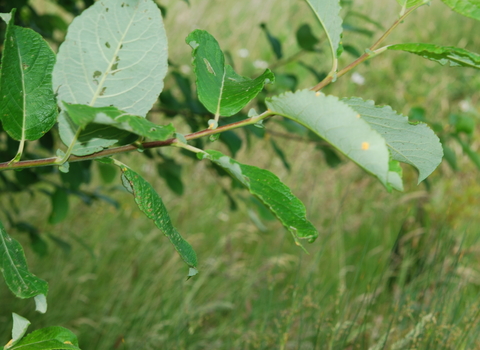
[34,294,47,314]
[116,163,197,269]
[395,0,429,8]
[0,221,48,299]
[0,10,57,143]
[342,97,443,183]
[304,0,343,59]
[63,104,175,140]
[200,150,318,242]
[57,111,137,156]
[266,90,390,186]
[9,313,31,348]
[9,326,80,350]
[53,0,168,154]
[388,43,480,69]
[440,0,480,21]
[186,30,274,118]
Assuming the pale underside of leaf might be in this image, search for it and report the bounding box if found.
[342,97,443,183]
[266,90,390,186]
[304,0,343,58]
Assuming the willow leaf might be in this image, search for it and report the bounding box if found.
[440,0,480,21]
[9,326,80,350]
[304,0,343,58]
[389,43,480,69]
[53,0,168,155]
[0,11,57,144]
[116,163,198,270]
[0,221,48,299]
[266,90,390,186]
[342,97,443,183]
[186,30,274,118]
[200,150,318,242]
[63,103,175,140]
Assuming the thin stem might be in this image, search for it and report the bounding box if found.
[0,110,274,171]
[55,127,82,164]
[311,5,419,92]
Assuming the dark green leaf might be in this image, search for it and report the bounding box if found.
[219,130,242,157]
[260,23,283,59]
[48,188,69,225]
[440,0,480,21]
[97,161,117,184]
[452,134,480,169]
[200,150,318,242]
[60,162,90,191]
[449,114,475,135]
[0,11,57,142]
[342,97,443,183]
[266,91,391,187]
[10,326,80,350]
[186,30,274,117]
[117,163,197,269]
[157,158,184,196]
[296,24,320,51]
[442,144,458,170]
[388,43,480,69]
[270,139,291,171]
[0,220,48,299]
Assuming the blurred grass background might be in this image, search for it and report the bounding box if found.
[2,0,480,349]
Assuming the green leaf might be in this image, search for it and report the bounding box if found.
[0,11,57,142]
[260,23,283,59]
[186,30,274,118]
[296,24,320,51]
[266,90,390,186]
[9,313,31,348]
[395,0,429,8]
[388,43,480,69]
[57,112,137,156]
[200,150,318,242]
[0,220,48,299]
[10,326,80,350]
[342,97,443,183]
[48,188,69,225]
[52,0,168,154]
[116,163,197,269]
[452,134,480,170]
[97,162,117,184]
[305,0,343,59]
[63,104,175,140]
[440,0,480,21]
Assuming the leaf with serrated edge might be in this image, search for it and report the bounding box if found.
[0,11,57,141]
[440,0,480,21]
[186,30,274,118]
[63,104,175,140]
[304,0,343,58]
[117,164,197,268]
[342,97,443,183]
[389,43,480,69]
[10,326,80,349]
[266,90,390,186]
[202,150,318,242]
[0,221,48,299]
[53,0,168,155]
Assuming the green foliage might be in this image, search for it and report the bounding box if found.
[389,43,480,69]
[440,0,480,21]
[200,150,318,242]
[0,0,479,345]
[186,30,274,120]
[0,221,48,299]
[0,11,56,153]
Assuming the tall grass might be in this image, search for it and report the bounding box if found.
[2,0,480,349]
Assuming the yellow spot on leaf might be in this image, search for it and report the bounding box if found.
[361,142,369,150]
[315,92,321,96]
[356,114,361,118]
[6,339,13,347]
[64,341,73,345]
